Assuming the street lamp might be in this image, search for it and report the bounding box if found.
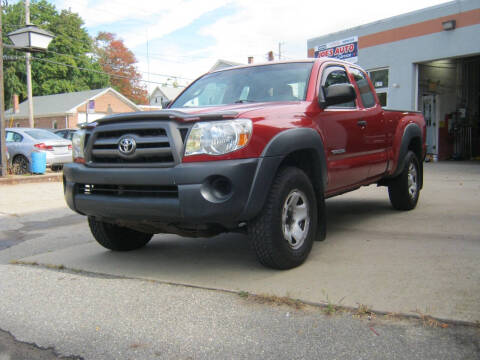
[7,25,55,51]
[7,25,54,128]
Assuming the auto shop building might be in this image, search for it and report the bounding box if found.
[307,0,480,160]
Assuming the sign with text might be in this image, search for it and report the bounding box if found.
[87,100,95,114]
[315,36,358,63]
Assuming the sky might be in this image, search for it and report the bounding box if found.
[50,0,452,93]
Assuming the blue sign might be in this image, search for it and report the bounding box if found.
[315,36,358,63]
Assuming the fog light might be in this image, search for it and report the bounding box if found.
[201,176,233,203]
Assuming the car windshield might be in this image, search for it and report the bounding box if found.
[171,62,314,108]
[25,129,63,140]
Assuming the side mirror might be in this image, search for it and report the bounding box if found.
[161,100,172,109]
[320,83,357,108]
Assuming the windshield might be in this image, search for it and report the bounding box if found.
[171,62,313,108]
[25,129,63,140]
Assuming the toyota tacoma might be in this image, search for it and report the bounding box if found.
[64,59,426,269]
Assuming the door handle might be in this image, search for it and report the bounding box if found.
[357,120,367,127]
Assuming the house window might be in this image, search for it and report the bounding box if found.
[368,68,389,107]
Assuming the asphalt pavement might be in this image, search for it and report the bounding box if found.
[0,264,479,360]
[0,161,479,359]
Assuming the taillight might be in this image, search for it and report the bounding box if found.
[34,143,54,151]
[68,145,72,150]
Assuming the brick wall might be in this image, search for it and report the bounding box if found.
[9,116,69,129]
[76,90,137,114]
[9,89,138,129]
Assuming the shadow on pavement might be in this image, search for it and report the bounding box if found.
[326,197,394,233]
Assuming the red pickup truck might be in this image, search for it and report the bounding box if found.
[64,59,426,269]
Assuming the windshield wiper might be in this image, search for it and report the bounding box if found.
[234,100,257,104]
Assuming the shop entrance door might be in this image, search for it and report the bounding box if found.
[423,94,438,155]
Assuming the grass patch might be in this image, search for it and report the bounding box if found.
[323,302,337,316]
[415,310,449,328]
[9,260,38,266]
[320,290,344,316]
[238,290,249,298]
[241,293,305,310]
[353,304,376,319]
[10,260,66,270]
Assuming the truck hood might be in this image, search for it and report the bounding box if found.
[93,101,303,125]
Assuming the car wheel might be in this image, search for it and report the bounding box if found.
[248,167,318,269]
[388,151,421,210]
[12,155,29,175]
[88,217,153,251]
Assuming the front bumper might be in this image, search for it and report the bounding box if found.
[63,158,279,227]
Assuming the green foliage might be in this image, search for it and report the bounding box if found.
[2,0,110,108]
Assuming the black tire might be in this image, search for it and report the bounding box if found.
[12,155,29,175]
[88,217,153,251]
[248,167,318,269]
[388,151,421,210]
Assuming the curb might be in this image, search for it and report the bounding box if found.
[0,173,62,186]
[9,261,480,328]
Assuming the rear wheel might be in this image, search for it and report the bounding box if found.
[249,167,318,269]
[12,155,29,175]
[88,217,153,251]
[388,151,421,210]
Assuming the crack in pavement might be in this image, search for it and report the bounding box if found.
[0,328,83,360]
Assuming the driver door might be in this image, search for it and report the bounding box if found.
[313,65,370,193]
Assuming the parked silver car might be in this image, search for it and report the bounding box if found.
[54,128,78,140]
[5,128,72,174]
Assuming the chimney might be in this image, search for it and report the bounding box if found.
[267,51,274,61]
[248,56,254,64]
[13,94,19,114]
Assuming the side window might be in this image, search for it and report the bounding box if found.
[321,67,355,108]
[349,68,376,108]
[6,131,14,142]
[13,132,23,142]
[7,132,22,142]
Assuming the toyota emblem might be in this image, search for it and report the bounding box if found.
[118,137,136,155]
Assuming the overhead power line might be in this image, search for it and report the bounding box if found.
[42,48,193,81]
[2,53,186,87]
[3,45,192,83]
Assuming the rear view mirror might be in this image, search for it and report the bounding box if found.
[162,100,172,109]
[320,83,357,108]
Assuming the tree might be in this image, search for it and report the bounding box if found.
[94,32,148,105]
[1,0,110,108]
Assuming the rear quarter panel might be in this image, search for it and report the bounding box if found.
[383,110,426,175]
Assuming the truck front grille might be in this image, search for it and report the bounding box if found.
[87,125,179,167]
[78,184,179,198]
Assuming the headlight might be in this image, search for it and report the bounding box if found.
[72,130,86,162]
[184,119,252,156]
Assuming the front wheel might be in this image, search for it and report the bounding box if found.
[248,167,318,270]
[388,151,421,210]
[88,217,153,251]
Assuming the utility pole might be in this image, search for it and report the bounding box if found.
[146,28,150,85]
[278,42,282,60]
[1,2,8,176]
[25,0,34,128]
